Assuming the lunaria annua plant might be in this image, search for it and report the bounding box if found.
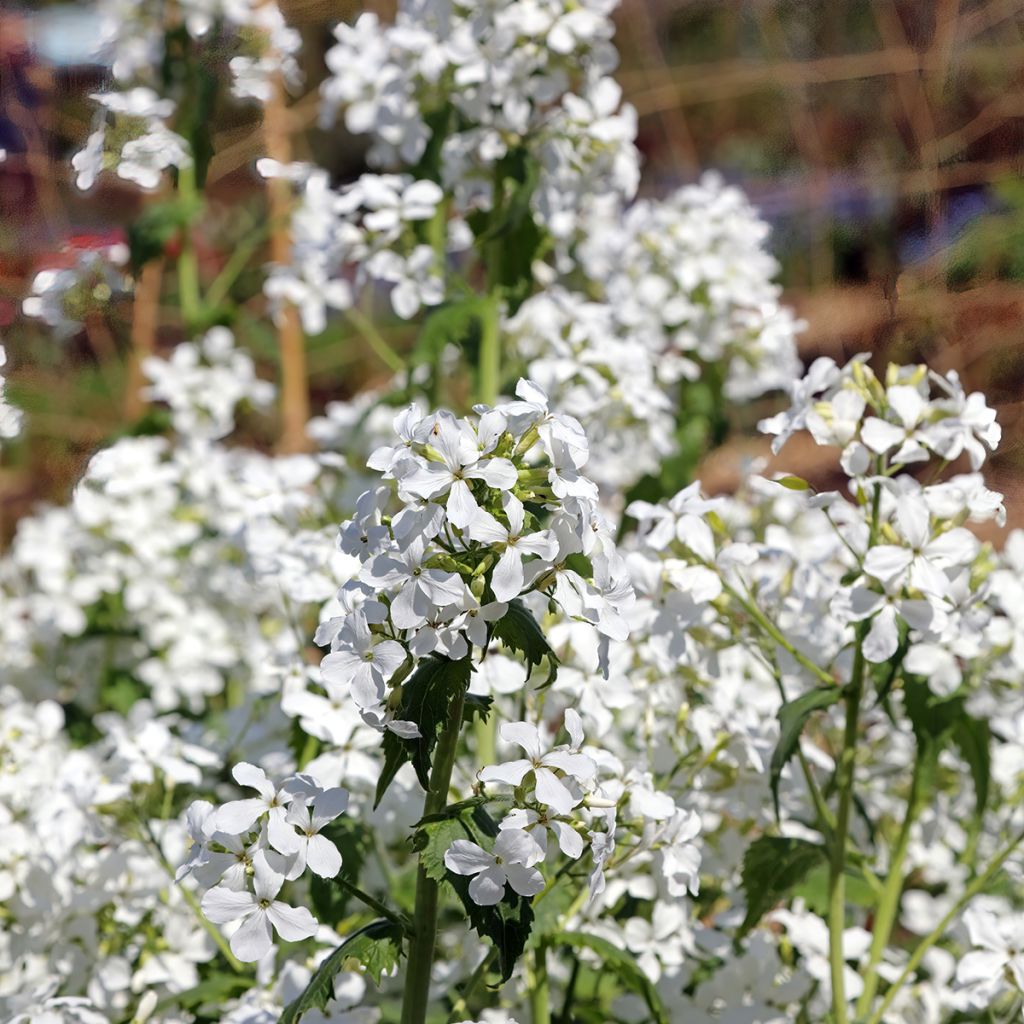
[3,1,1023,1024]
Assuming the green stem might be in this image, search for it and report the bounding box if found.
[400,680,467,1024]
[528,941,551,1024]
[722,578,837,688]
[829,484,881,1024]
[854,755,927,1018]
[448,948,497,1022]
[176,162,203,332]
[141,818,245,973]
[827,632,865,1024]
[204,216,276,310]
[346,306,405,375]
[864,825,1024,1024]
[558,957,581,1024]
[331,874,412,934]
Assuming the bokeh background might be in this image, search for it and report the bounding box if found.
[3,0,1024,536]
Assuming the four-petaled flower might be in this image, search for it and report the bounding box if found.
[444,829,545,906]
[200,859,318,962]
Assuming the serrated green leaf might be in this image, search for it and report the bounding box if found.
[549,931,670,1024]
[374,655,472,807]
[738,836,828,936]
[446,872,535,983]
[770,686,841,819]
[412,816,471,882]
[278,920,402,1024]
[491,599,557,687]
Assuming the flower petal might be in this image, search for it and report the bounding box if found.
[267,900,319,943]
[444,839,495,876]
[305,833,343,878]
[201,885,256,924]
[231,909,273,962]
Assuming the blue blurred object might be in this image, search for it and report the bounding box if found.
[25,4,106,68]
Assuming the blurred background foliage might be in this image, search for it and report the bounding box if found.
[2,0,1024,536]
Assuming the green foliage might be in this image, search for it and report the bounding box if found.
[447,873,535,984]
[128,196,202,273]
[279,920,403,1024]
[550,931,670,1024]
[769,686,841,819]
[413,802,532,981]
[412,298,486,368]
[175,973,253,1013]
[491,599,558,687]
[738,836,828,936]
[374,655,473,806]
[903,676,990,830]
[309,819,376,927]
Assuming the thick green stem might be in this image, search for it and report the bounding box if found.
[854,755,926,1017]
[864,825,1024,1024]
[478,296,501,407]
[828,639,866,1024]
[528,941,551,1024]
[400,682,467,1024]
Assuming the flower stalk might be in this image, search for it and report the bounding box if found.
[400,680,468,1024]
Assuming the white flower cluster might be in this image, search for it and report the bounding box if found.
[263,171,449,332]
[73,88,192,192]
[22,241,130,338]
[0,335,333,713]
[507,174,803,492]
[142,326,275,439]
[315,378,633,736]
[461,709,701,911]
[183,764,347,962]
[320,0,636,238]
[0,687,220,1020]
[76,0,301,194]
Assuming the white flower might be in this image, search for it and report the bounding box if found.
[955,905,1024,999]
[443,830,545,906]
[465,494,558,601]
[479,713,596,815]
[213,763,305,855]
[283,786,349,878]
[320,612,407,709]
[201,858,318,962]
[863,494,977,600]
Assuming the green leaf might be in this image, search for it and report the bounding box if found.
[175,973,253,1010]
[793,861,877,916]
[491,599,558,688]
[412,298,484,367]
[549,931,670,1024]
[374,655,472,807]
[446,873,535,983]
[278,920,403,1024]
[770,686,841,818]
[412,816,472,883]
[127,197,200,272]
[463,692,493,724]
[953,714,990,827]
[309,819,375,926]
[775,475,810,491]
[738,836,828,936]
